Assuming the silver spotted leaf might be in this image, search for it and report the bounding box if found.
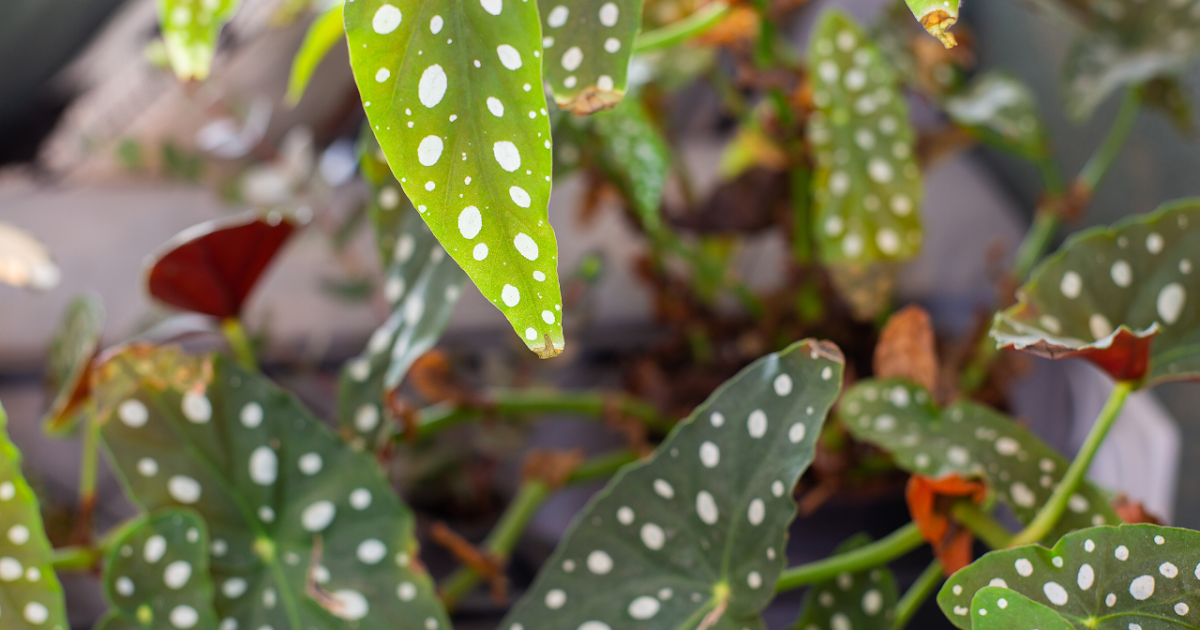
[841,378,1120,541]
[539,0,642,114]
[501,339,846,630]
[807,10,923,318]
[345,0,566,358]
[0,401,68,630]
[43,293,105,434]
[944,72,1049,161]
[338,201,467,449]
[791,535,899,630]
[591,97,670,233]
[1062,0,1200,121]
[992,199,1200,386]
[157,0,242,80]
[967,586,1074,630]
[92,345,450,630]
[938,524,1200,629]
[96,510,219,630]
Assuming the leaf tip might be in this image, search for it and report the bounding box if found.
[919,10,958,48]
[531,333,565,359]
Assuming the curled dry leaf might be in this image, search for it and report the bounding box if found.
[906,474,986,573]
[873,304,939,394]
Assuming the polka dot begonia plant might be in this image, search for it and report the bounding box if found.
[42,293,105,435]
[938,524,1200,630]
[156,0,243,80]
[538,0,641,114]
[791,534,899,630]
[500,339,845,630]
[943,72,1050,162]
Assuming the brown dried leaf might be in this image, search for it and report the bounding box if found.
[874,304,939,393]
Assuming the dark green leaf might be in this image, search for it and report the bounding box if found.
[967,586,1074,630]
[96,510,219,630]
[287,3,347,105]
[791,535,899,630]
[501,340,845,630]
[157,0,242,80]
[539,0,642,114]
[841,378,1120,541]
[43,293,105,434]
[944,72,1049,160]
[0,401,69,630]
[939,524,1200,630]
[93,346,450,630]
[345,0,566,358]
[992,199,1200,386]
[591,98,670,232]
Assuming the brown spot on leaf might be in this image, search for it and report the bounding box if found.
[919,10,958,48]
[558,88,625,116]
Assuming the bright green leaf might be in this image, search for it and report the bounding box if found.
[157,0,242,80]
[938,524,1200,630]
[501,339,846,630]
[967,586,1074,630]
[791,535,899,630]
[539,0,642,114]
[944,72,1049,161]
[43,293,105,434]
[902,0,958,48]
[287,3,347,105]
[992,199,1200,386]
[807,10,923,319]
[96,510,219,630]
[0,401,69,630]
[591,98,670,233]
[93,346,450,630]
[841,378,1120,541]
[345,0,566,358]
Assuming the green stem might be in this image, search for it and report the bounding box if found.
[72,409,102,544]
[1076,86,1142,195]
[51,545,101,572]
[776,523,925,591]
[221,318,257,371]
[892,560,944,630]
[633,1,732,53]
[950,501,1013,549]
[1011,207,1061,284]
[1010,381,1134,546]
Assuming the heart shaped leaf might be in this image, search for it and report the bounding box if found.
[903,0,958,48]
[96,509,219,630]
[991,199,1200,386]
[157,0,242,81]
[938,524,1200,630]
[345,0,566,358]
[539,0,642,114]
[145,211,300,319]
[287,2,347,105]
[966,586,1074,630]
[0,222,60,291]
[792,535,899,630]
[338,201,467,449]
[840,379,1120,540]
[0,401,69,630]
[92,345,450,630]
[43,294,105,434]
[944,72,1049,161]
[807,10,923,318]
[501,339,845,630]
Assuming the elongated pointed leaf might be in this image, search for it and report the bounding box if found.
[145,211,300,319]
[944,72,1049,161]
[807,10,923,318]
[0,222,60,291]
[287,3,347,105]
[0,401,69,630]
[992,199,1200,386]
[43,294,105,434]
[841,379,1120,540]
[792,535,899,630]
[97,510,219,630]
[592,98,670,233]
[967,586,1074,630]
[903,0,958,48]
[539,0,642,114]
[338,202,467,449]
[938,524,1200,630]
[501,339,845,630]
[157,0,242,80]
[93,345,450,630]
[345,0,566,358]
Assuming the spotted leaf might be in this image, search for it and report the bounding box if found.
[991,199,1200,386]
[501,339,845,630]
[938,524,1200,629]
[287,2,347,105]
[591,97,670,233]
[539,0,641,114]
[807,10,923,318]
[903,0,958,47]
[145,211,300,319]
[157,0,242,81]
[43,294,105,434]
[966,586,1074,630]
[1062,0,1200,121]
[92,345,450,630]
[840,379,1120,541]
[0,401,69,630]
[338,202,467,449]
[791,535,899,630]
[944,72,1049,161]
[96,510,219,630]
[345,0,566,358]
